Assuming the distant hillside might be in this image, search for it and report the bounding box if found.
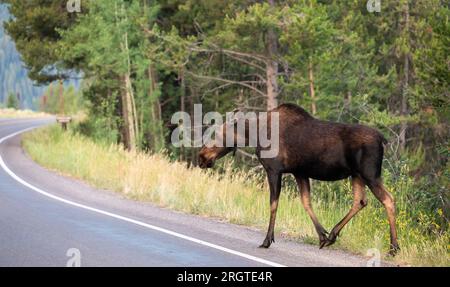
[0,4,48,109]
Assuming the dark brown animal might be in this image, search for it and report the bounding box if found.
[199,103,400,255]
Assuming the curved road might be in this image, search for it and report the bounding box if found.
[0,118,375,267]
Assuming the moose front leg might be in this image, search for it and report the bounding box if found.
[259,171,282,249]
[294,175,329,248]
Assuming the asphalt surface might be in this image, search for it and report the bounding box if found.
[0,118,378,267]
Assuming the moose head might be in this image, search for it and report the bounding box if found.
[198,120,237,169]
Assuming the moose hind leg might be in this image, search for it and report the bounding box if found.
[260,172,282,249]
[294,175,329,248]
[324,176,368,248]
[368,180,400,256]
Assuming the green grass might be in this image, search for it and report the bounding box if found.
[22,125,450,266]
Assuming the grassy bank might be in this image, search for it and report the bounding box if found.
[0,108,51,118]
[22,125,449,266]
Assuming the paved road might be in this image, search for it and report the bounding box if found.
[0,118,376,267]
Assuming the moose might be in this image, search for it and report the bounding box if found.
[198,103,400,255]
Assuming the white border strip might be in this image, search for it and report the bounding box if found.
[0,127,285,267]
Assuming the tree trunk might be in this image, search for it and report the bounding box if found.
[124,31,139,149]
[344,90,352,114]
[399,1,410,151]
[180,70,186,161]
[148,66,164,151]
[114,3,134,150]
[308,58,317,115]
[122,74,136,151]
[116,3,138,151]
[265,0,279,111]
[48,83,53,112]
[189,86,195,167]
[121,76,131,149]
[266,60,278,111]
[126,74,137,151]
[16,92,21,110]
[59,79,64,115]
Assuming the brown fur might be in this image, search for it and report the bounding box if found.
[199,103,399,255]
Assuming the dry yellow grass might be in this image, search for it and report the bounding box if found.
[22,125,450,266]
[0,108,51,118]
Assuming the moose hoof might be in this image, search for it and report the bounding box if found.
[318,235,329,249]
[319,238,333,249]
[326,232,338,246]
[318,228,329,247]
[259,237,274,249]
[319,232,338,249]
[388,244,400,257]
[259,241,272,249]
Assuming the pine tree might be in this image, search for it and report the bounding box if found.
[59,0,161,151]
[6,92,18,109]
[0,0,78,83]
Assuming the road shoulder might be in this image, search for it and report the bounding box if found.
[1,131,386,267]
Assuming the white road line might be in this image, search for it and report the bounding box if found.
[0,126,286,267]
